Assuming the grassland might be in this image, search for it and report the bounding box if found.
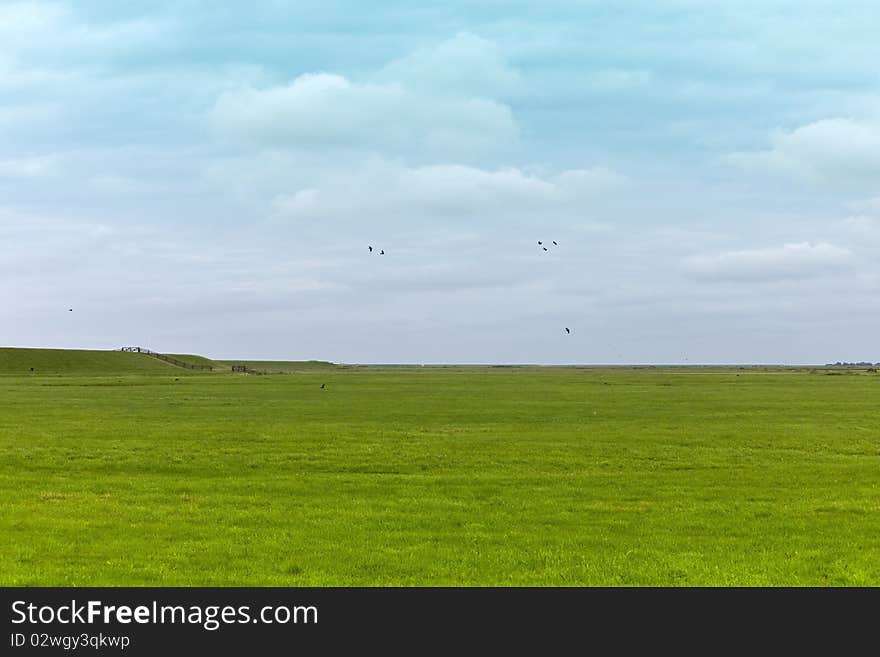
[1,360,879,585]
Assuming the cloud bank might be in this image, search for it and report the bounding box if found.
[730,118,880,187]
[683,242,854,282]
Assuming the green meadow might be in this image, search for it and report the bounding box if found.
[1,349,878,585]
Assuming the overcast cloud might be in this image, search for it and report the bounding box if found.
[3,1,880,364]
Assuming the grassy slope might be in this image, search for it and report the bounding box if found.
[165,354,225,370]
[217,359,337,373]
[1,367,879,585]
[0,347,185,375]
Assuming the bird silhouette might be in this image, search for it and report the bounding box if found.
[565,327,571,334]
[538,241,542,245]
[368,246,373,252]
[380,249,384,255]
[68,308,73,312]
[552,241,558,246]
[320,383,326,389]
[543,247,548,251]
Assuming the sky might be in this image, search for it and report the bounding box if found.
[2,0,879,364]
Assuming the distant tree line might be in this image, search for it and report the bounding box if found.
[825,361,880,367]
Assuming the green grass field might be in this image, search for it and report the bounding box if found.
[1,350,878,585]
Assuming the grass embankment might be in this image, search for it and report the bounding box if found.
[0,347,184,375]
[165,354,226,370]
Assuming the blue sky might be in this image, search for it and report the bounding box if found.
[2,1,879,363]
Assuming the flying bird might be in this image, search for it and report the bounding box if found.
[320,383,326,389]
[553,241,558,246]
[68,308,73,312]
[380,249,384,255]
[538,241,542,245]
[368,246,373,252]
[543,247,548,251]
[565,327,571,334]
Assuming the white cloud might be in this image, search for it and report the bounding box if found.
[376,32,523,98]
[682,242,854,282]
[0,2,66,39]
[272,188,320,216]
[397,165,555,208]
[848,197,880,213]
[87,174,150,195]
[210,72,517,156]
[729,117,880,186]
[554,167,627,197]
[837,216,880,251]
[209,32,526,157]
[585,68,654,93]
[269,161,625,222]
[0,155,56,177]
[0,2,170,55]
